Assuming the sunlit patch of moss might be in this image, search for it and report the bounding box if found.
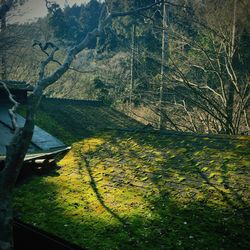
[14,131,250,249]
[79,137,106,153]
[59,147,79,167]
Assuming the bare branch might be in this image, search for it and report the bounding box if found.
[0,80,19,130]
[243,109,250,130]
[32,41,59,81]
[169,56,228,123]
[182,100,197,132]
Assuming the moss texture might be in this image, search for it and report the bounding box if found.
[14,131,250,249]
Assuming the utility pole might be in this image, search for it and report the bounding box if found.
[0,0,7,80]
[226,0,237,134]
[129,23,136,113]
[158,0,167,129]
[64,0,69,8]
[231,0,237,58]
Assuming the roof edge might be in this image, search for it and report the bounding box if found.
[0,146,71,163]
[0,80,34,91]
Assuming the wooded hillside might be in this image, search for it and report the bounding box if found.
[2,0,249,135]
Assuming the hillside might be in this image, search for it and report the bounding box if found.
[14,130,250,249]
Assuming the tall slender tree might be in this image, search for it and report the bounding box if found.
[0,0,7,80]
[129,23,136,111]
[158,0,167,129]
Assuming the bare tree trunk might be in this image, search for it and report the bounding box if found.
[231,0,237,58]
[0,86,43,250]
[225,0,237,134]
[243,109,250,130]
[0,128,34,250]
[0,0,7,80]
[225,83,235,134]
[0,132,34,250]
[158,0,167,129]
[129,24,136,113]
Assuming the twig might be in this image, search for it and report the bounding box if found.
[0,80,19,131]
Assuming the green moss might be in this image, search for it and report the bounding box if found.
[14,131,250,249]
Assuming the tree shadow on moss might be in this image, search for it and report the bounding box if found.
[142,190,250,250]
[75,130,249,211]
[81,155,127,226]
[118,132,250,208]
[14,178,128,249]
[14,131,250,249]
[14,175,250,250]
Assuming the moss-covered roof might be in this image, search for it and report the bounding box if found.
[23,98,144,144]
[14,130,250,249]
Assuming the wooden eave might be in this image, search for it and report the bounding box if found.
[0,80,34,91]
[0,146,71,163]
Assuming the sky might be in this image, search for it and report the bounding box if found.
[10,0,90,23]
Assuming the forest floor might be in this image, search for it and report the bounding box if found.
[14,130,250,250]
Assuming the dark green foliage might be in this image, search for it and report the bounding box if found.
[92,77,113,104]
[47,0,103,46]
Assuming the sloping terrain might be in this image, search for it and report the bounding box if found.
[27,98,143,144]
[14,131,250,250]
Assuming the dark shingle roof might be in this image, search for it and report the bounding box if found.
[0,107,69,162]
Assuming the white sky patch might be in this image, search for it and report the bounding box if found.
[9,0,91,24]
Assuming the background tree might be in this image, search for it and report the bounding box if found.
[3,0,247,134]
[94,0,250,134]
[163,0,250,134]
[0,0,28,81]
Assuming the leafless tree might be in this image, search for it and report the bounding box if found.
[165,0,249,134]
